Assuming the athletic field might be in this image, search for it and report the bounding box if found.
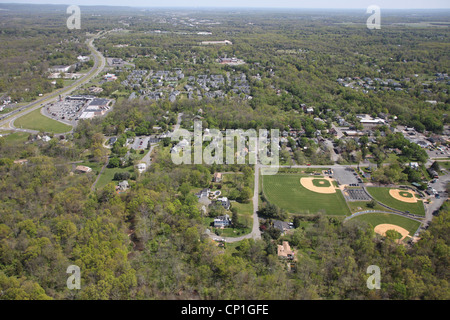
[350,212,421,236]
[262,174,350,216]
[366,187,425,216]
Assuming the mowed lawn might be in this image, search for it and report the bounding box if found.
[14,108,72,133]
[350,213,421,236]
[262,174,350,216]
[0,131,30,144]
[96,166,135,189]
[366,187,425,216]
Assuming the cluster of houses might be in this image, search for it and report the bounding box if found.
[121,69,148,89]
[337,76,405,93]
[195,186,233,228]
[434,72,449,84]
[217,55,245,65]
[338,73,449,95]
[185,72,251,100]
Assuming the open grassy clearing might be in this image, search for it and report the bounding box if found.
[0,131,30,144]
[14,107,72,133]
[96,165,135,189]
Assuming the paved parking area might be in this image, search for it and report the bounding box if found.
[427,148,449,159]
[333,167,359,185]
[45,99,85,123]
[129,136,150,150]
[344,188,371,201]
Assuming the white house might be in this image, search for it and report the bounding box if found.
[77,55,90,62]
[409,162,419,170]
[214,214,231,228]
[136,163,147,173]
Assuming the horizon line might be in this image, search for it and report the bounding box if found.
[1,2,450,10]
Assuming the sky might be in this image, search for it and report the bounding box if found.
[0,0,449,9]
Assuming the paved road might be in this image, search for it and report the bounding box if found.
[251,162,262,240]
[141,143,157,167]
[0,32,106,134]
[173,112,183,132]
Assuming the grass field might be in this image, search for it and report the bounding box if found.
[96,166,135,189]
[350,212,421,236]
[366,187,426,216]
[399,191,413,198]
[14,108,72,133]
[231,201,253,217]
[346,201,394,214]
[0,131,30,144]
[262,174,350,216]
[312,178,331,187]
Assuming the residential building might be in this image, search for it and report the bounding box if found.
[277,241,295,260]
[196,188,210,199]
[213,172,222,182]
[216,197,231,210]
[75,165,92,173]
[118,180,129,191]
[273,220,291,234]
[214,214,231,228]
[13,159,28,165]
[136,163,146,173]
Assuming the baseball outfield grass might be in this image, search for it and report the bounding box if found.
[349,212,421,236]
[262,174,350,216]
[366,187,425,216]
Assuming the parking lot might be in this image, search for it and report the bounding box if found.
[344,188,371,201]
[129,136,150,150]
[332,167,360,186]
[44,99,86,124]
[427,147,449,159]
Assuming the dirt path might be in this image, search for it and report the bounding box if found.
[91,158,109,191]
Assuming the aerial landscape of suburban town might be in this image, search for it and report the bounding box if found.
[0,0,448,308]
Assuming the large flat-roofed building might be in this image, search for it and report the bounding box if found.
[81,98,111,118]
[201,40,232,45]
[48,65,71,73]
